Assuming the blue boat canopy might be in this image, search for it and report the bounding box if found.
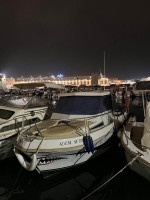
[54,92,112,115]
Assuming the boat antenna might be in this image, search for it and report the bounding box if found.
[142,91,145,117]
[104,51,105,90]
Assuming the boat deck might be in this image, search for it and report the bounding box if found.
[26,119,93,139]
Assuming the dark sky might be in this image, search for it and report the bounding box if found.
[0,0,150,79]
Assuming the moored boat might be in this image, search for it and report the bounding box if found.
[14,91,126,176]
[0,95,50,160]
[121,102,150,182]
[0,82,65,160]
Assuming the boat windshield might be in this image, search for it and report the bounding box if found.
[0,109,15,119]
[0,96,10,106]
[3,96,49,109]
[4,96,32,109]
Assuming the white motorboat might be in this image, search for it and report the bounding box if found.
[121,102,150,182]
[0,95,51,160]
[0,82,65,160]
[14,91,127,176]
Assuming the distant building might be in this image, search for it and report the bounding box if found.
[6,73,125,88]
[15,73,110,87]
[16,75,92,86]
[98,77,109,86]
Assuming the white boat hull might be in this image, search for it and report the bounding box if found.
[36,129,113,173]
[0,135,17,159]
[15,122,114,174]
[121,123,150,182]
[125,151,150,182]
[0,107,47,160]
[14,92,126,175]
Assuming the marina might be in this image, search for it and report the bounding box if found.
[14,91,126,175]
[0,85,149,199]
[0,1,150,199]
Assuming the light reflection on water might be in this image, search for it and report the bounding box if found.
[0,97,149,200]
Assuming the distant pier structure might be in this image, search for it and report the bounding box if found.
[0,74,6,90]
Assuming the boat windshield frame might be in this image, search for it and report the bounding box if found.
[2,95,48,109]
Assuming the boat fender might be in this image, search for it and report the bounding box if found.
[89,136,94,153]
[83,135,90,153]
[114,126,118,134]
[126,98,130,113]
[83,135,94,153]
[14,148,37,171]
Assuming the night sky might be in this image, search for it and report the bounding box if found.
[0,0,150,79]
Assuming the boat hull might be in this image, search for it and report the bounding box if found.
[37,129,116,177]
[15,123,115,175]
[0,106,47,160]
[125,150,150,182]
[121,124,150,182]
[35,128,113,174]
[42,133,117,178]
[0,134,17,160]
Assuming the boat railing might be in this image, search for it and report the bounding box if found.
[51,110,113,121]
[123,126,150,151]
[0,109,47,133]
[52,111,114,129]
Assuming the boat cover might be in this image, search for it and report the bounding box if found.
[54,94,112,115]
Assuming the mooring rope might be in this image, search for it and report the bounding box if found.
[81,153,140,200]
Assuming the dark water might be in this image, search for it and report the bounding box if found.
[0,97,149,200]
